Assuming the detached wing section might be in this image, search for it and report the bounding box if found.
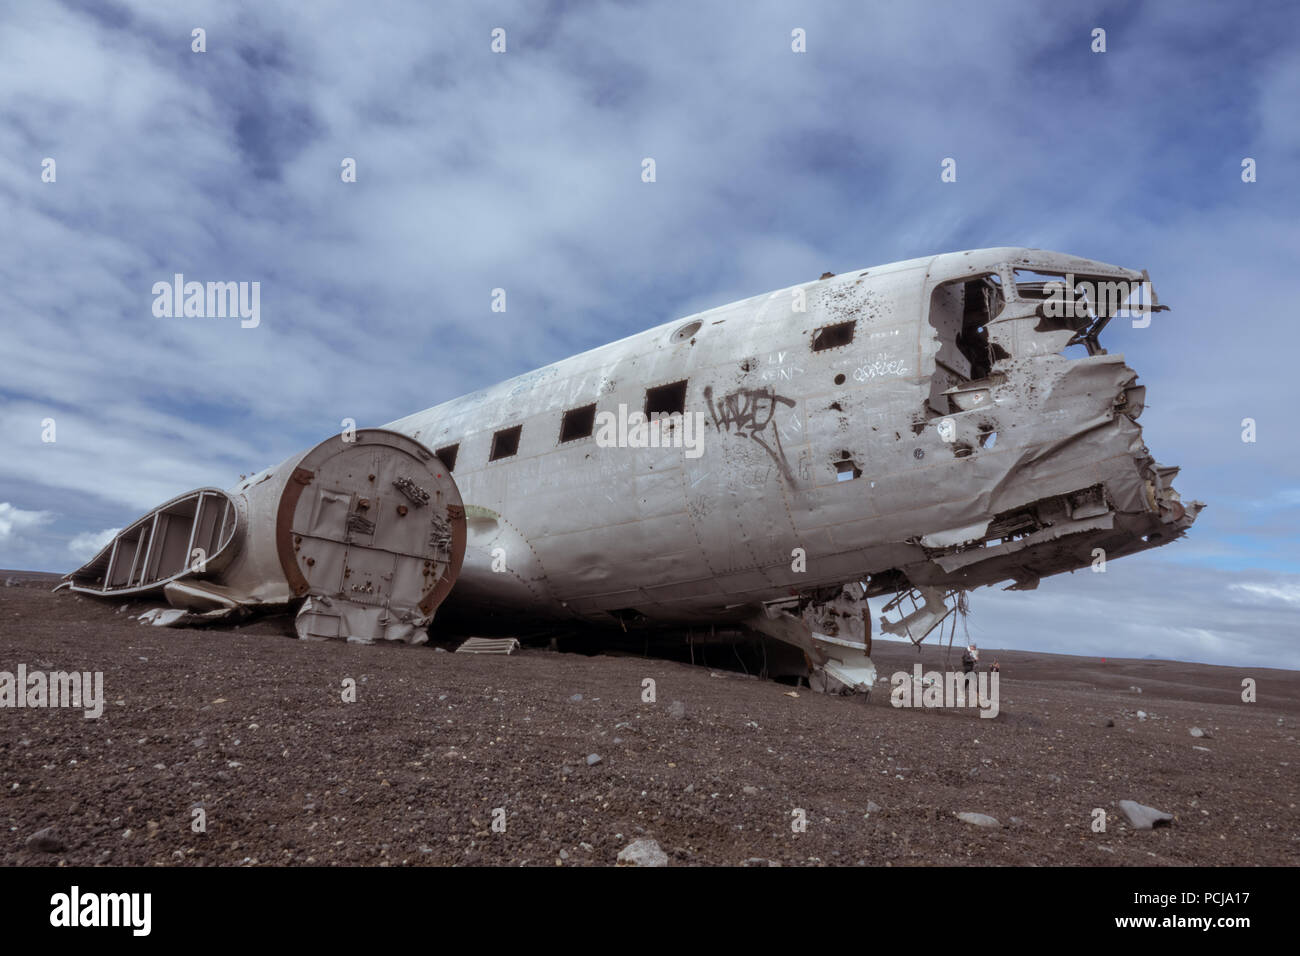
[64,488,237,596]
[62,429,466,644]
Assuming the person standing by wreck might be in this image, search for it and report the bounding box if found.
[961,643,979,674]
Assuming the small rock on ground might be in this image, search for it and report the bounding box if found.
[617,838,668,867]
[26,827,65,853]
[1119,799,1173,829]
[956,812,1000,828]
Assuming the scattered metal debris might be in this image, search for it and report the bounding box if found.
[454,637,520,655]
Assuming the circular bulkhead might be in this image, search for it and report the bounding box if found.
[227,428,466,643]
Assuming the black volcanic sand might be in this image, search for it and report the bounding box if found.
[1,574,1297,866]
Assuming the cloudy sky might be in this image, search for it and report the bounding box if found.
[1,1,1297,668]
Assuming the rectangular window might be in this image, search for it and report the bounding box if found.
[645,380,688,417]
[559,403,597,443]
[489,425,522,461]
[435,443,459,471]
[812,320,855,351]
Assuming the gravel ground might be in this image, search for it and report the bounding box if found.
[2,574,1298,866]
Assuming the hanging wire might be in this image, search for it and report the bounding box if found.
[944,605,956,670]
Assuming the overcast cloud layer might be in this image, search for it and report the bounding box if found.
[1,0,1297,668]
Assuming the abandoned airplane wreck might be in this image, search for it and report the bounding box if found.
[62,247,1202,693]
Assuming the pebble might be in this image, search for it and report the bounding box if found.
[1118,799,1173,829]
[956,812,1000,828]
[26,827,64,853]
[617,838,668,867]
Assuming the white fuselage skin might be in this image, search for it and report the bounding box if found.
[384,247,1188,629]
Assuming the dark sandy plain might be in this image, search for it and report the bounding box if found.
[2,571,1297,867]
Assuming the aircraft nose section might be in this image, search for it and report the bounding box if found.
[1147,463,1204,538]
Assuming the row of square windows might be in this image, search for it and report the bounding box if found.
[430,319,858,472]
[433,378,688,471]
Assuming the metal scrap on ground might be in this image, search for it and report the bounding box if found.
[454,637,521,655]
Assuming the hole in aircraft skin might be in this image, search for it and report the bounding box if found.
[835,459,862,481]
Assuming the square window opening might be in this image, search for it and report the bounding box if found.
[812,320,855,351]
[435,443,459,471]
[560,404,597,443]
[645,380,688,417]
[489,425,522,461]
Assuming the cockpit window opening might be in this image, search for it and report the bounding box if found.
[956,275,1009,380]
[925,273,1008,415]
[1013,268,1150,356]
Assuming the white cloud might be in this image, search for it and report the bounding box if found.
[67,526,122,562]
[968,558,1300,669]
[1230,582,1300,606]
[0,502,55,544]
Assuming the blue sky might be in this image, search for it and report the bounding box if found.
[1,0,1297,668]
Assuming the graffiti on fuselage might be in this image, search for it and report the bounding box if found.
[703,385,797,483]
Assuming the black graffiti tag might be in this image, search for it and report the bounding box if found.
[703,385,796,482]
